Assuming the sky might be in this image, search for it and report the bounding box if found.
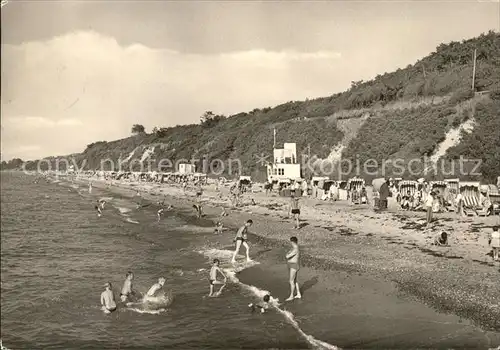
[1,0,499,160]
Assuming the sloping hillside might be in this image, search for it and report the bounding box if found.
[8,31,500,183]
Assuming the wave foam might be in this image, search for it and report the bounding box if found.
[0,340,12,350]
[115,206,132,215]
[126,291,173,315]
[199,248,339,350]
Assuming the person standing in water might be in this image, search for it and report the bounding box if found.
[289,193,300,229]
[208,259,227,297]
[89,182,93,194]
[193,204,203,218]
[285,236,302,301]
[95,202,102,217]
[157,208,164,222]
[101,282,117,313]
[120,271,136,302]
[425,191,435,226]
[231,220,253,263]
[195,181,203,201]
[214,221,224,234]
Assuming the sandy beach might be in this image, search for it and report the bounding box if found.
[72,175,500,339]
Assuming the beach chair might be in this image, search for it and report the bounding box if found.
[460,182,481,216]
[398,180,418,210]
[347,178,365,204]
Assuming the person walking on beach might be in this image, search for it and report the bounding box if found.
[208,259,227,297]
[289,194,301,229]
[157,207,164,222]
[196,182,203,200]
[120,271,136,302]
[425,191,435,226]
[214,221,224,234]
[231,220,253,263]
[101,282,117,314]
[488,226,500,261]
[286,236,301,301]
[455,192,464,217]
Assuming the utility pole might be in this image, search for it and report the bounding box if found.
[471,49,477,92]
[273,128,276,149]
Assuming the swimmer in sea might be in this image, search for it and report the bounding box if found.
[99,199,106,210]
[285,236,302,301]
[101,282,117,313]
[120,271,136,303]
[146,277,166,298]
[249,294,271,313]
[208,259,227,297]
[214,221,224,234]
[231,219,253,263]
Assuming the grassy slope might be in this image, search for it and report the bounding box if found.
[12,32,500,182]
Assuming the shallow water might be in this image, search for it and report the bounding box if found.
[0,173,308,349]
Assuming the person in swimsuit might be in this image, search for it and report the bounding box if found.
[101,282,117,313]
[249,294,271,313]
[286,236,302,301]
[157,208,164,222]
[146,277,166,298]
[120,271,135,302]
[95,203,102,217]
[289,194,300,229]
[193,204,203,218]
[196,183,203,199]
[231,220,253,263]
[214,221,224,234]
[99,199,106,210]
[489,226,500,261]
[220,208,228,217]
[208,259,227,297]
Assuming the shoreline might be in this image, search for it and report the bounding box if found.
[70,175,500,333]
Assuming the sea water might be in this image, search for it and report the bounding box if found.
[0,173,324,349]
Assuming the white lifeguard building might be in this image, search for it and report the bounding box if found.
[267,142,301,183]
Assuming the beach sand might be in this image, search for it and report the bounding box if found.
[73,176,500,341]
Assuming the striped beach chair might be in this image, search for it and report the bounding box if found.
[459,182,481,216]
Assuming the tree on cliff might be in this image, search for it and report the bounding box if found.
[200,111,226,128]
[131,124,146,135]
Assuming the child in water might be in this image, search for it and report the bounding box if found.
[214,221,224,234]
[95,203,102,217]
[209,259,227,297]
[248,294,271,313]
